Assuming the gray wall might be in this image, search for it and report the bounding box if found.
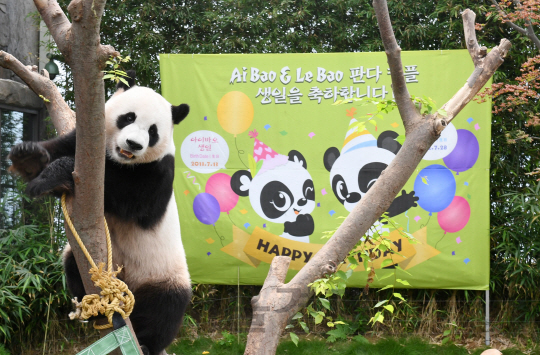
[0,0,40,82]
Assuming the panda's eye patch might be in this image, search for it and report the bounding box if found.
[116,112,137,129]
[148,124,160,147]
[332,175,348,204]
[261,181,294,219]
[358,162,387,193]
[303,179,315,201]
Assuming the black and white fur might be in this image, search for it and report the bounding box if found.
[323,131,418,218]
[230,151,315,243]
[9,72,191,355]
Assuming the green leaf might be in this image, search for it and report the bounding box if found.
[374,299,388,308]
[327,321,334,327]
[383,304,394,313]
[421,176,429,185]
[396,279,411,286]
[290,332,299,346]
[442,337,450,345]
[437,108,448,117]
[285,324,294,329]
[443,329,452,336]
[248,155,257,176]
[378,284,394,291]
[314,313,324,324]
[292,312,303,320]
[393,293,405,302]
[353,335,370,344]
[335,270,347,280]
[319,298,331,311]
[395,135,406,144]
[299,321,309,333]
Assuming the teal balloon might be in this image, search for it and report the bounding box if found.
[414,164,456,214]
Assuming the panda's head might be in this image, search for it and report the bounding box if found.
[323,131,401,212]
[104,71,189,164]
[231,150,315,224]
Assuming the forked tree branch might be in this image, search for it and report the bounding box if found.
[244,4,510,355]
[0,51,75,135]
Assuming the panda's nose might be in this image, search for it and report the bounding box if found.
[126,139,143,151]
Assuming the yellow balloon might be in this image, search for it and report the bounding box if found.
[217,91,254,136]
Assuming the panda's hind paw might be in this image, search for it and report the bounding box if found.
[8,142,50,181]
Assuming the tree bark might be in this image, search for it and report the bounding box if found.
[1,1,140,353]
[244,3,511,355]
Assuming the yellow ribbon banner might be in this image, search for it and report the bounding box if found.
[222,226,440,272]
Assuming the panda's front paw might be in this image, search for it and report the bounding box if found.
[8,142,50,181]
[25,157,75,198]
[284,214,315,237]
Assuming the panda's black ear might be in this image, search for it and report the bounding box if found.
[377,131,401,155]
[116,70,136,92]
[323,147,340,172]
[288,150,307,169]
[172,104,190,125]
[230,170,252,197]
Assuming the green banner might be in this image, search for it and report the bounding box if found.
[76,326,140,355]
[161,50,490,290]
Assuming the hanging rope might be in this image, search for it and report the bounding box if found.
[61,193,135,330]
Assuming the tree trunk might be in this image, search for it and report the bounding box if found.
[244,3,511,354]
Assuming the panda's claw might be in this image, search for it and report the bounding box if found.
[8,142,50,181]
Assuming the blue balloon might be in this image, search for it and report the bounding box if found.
[193,193,221,225]
[414,164,456,214]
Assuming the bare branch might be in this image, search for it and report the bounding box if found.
[0,51,75,135]
[442,11,512,123]
[373,0,420,132]
[490,0,540,50]
[33,0,72,60]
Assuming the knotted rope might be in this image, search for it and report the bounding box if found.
[61,193,135,330]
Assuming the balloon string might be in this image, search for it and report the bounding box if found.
[213,224,226,247]
[227,213,237,227]
[435,230,446,249]
[235,136,249,169]
[419,214,431,229]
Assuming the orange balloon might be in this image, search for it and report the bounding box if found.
[217,91,254,136]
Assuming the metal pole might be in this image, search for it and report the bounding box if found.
[485,289,490,346]
[238,266,240,344]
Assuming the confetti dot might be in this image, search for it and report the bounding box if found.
[206,238,215,244]
[391,122,399,128]
[207,252,211,256]
[414,216,421,222]
[204,116,208,121]
[280,130,288,136]
[464,182,469,186]
[467,194,472,199]
[183,190,189,195]
[452,251,455,256]
[456,237,462,244]
[317,203,321,207]
[467,117,474,124]
[244,222,250,229]
[329,210,336,216]
[263,224,266,228]
[264,124,271,130]
[308,132,316,139]
[321,188,327,196]
[474,123,480,130]
[464,258,471,264]
[239,209,248,215]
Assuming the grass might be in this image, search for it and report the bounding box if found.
[168,336,536,355]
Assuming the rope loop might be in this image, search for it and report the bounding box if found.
[61,194,134,329]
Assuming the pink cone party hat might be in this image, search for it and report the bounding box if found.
[248,129,288,175]
[342,118,377,154]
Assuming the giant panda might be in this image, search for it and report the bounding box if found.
[323,130,418,229]
[8,72,190,355]
[230,150,315,243]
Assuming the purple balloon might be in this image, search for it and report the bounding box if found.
[193,193,220,225]
[443,129,479,174]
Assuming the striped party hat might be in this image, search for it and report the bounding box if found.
[342,118,377,154]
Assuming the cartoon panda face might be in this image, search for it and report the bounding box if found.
[231,151,315,224]
[249,161,315,223]
[105,86,189,164]
[328,146,396,212]
[324,131,402,212]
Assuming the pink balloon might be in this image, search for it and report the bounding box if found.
[205,173,239,213]
[437,196,471,233]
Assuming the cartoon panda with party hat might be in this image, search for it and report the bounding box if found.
[323,117,418,231]
[230,130,315,243]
